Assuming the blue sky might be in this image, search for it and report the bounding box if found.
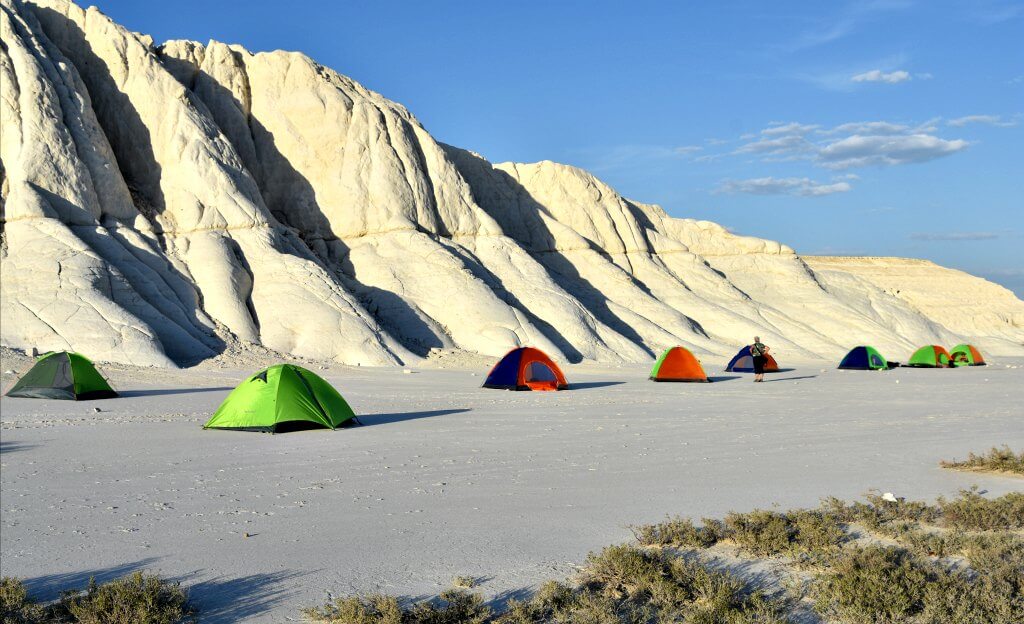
[95,1,1023,295]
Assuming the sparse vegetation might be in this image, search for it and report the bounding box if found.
[452,576,477,589]
[306,489,1023,623]
[7,492,1019,624]
[941,446,1024,476]
[0,573,192,624]
[1,577,47,624]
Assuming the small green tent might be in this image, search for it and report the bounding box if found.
[204,364,355,433]
[5,351,117,400]
[949,344,986,367]
[906,345,951,368]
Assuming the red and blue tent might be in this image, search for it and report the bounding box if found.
[725,346,779,373]
[482,347,568,391]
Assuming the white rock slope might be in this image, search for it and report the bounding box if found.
[2,0,1021,367]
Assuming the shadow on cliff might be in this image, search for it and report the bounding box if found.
[441,146,672,357]
[177,61,588,361]
[27,5,226,365]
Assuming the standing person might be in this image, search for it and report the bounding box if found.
[750,337,770,382]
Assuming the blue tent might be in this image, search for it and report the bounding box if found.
[482,347,568,391]
[725,346,779,373]
[838,346,891,370]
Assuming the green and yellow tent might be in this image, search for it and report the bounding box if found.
[5,351,117,400]
[906,345,951,368]
[204,364,355,433]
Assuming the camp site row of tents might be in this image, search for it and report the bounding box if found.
[838,343,987,370]
[4,342,989,433]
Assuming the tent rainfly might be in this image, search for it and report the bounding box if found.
[650,346,709,382]
[204,364,356,433]
[5,351,117,400]
[482,347,568,391]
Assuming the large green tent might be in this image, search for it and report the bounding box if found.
[5,351,117,400]
[906,345,951,368]
[204,364,355,433]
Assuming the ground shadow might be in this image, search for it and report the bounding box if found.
[21,558,161,602]
[0,440,38,454]
[487,586,535,610]
[116,387,233,398]
[761,375,818,383]
[707,375,742,383]
[356,408,471,427]
[184,570,307,623]
[569,381,626,390]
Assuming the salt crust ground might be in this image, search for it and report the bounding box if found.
[1,350,1021,622]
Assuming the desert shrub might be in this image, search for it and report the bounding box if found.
[308,548,787,624]
[938,489,1024,530]
[724,510,794,556]
[941,446,1024,475]
[408,590,491,624]
[789,509,847,554]
[578,545,787,623]
[812,546,929,623]
[633,516,722,548]
[304,590,489,624]
[824,493,940,530]
[0,577,47,624]
[302,594,403,623]
[53,572,193,624]
[451,577,476,590]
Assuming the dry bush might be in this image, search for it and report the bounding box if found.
[938,489,1024,531]
[0,577,47,624]
[53,572,193,624]
[1,573,191,624]
[941,446,1024,476]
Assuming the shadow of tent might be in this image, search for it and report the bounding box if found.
[22,558,161,602]
[569,381,626,390]
[356,409,471,427]
[761,375,818,383]
[116,387,234,398]
[183,570,308,623]
[0,440,38,454]
[707,376,742,382]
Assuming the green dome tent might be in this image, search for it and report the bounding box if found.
[906,345,951,368]
[5,351,117,400]
[949,344,986,367]
[204,364,356,433]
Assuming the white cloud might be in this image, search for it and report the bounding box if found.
[947,114,1019,127]
[824,121,912,135]
[735,134,817,157]
[851,69,912,83]
[909,232,999,241]
[715,177,852,197]
[673,145,703,154]
[816,134,968,169]
[762,122,820,136]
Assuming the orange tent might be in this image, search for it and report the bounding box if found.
[482,347,569,391]
[649,346,709,382]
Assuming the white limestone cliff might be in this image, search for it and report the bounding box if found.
[2,0,1021,368]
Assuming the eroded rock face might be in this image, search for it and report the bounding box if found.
[2,0,1021,367]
